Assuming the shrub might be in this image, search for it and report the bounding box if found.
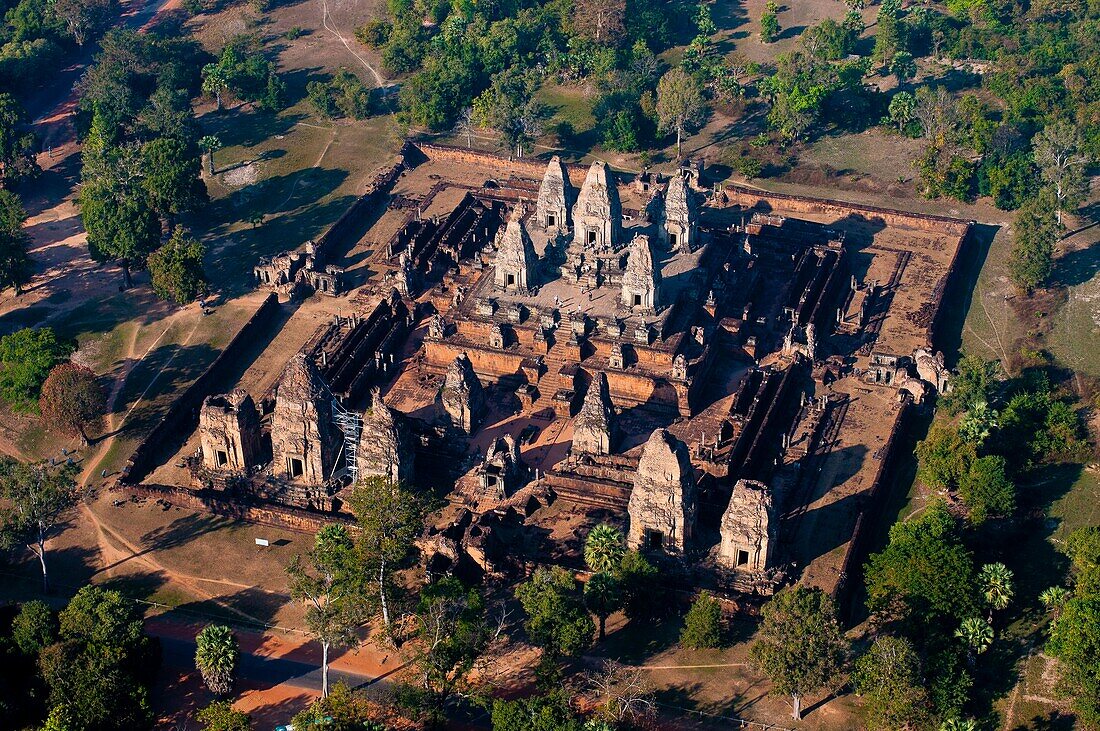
[680,593,722,649]
[355,20,391,48]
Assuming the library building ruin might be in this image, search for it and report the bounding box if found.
[125,142,972,602]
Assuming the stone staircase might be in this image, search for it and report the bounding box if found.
[534,335,573,409]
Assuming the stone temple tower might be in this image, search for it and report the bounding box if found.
[718,479,776,572]
[621,234,661,311]
[494,208,538,294]
[627,428,697,553]
[662,172,698,253]
[535,155,573,231]
[573,371,616,456]
[437,353,486,434]
[271,354,339,484]
[358,386,415,486]
[199,389,261,473]
[571,161,622,252]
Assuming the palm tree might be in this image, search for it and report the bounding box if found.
[199,136,222,176]
[585,572,623,640]
[584,524,626,574]
[980,562,1014,616]
[941,719,978,731]
[955,617,993,667]
[195,624,239,696]
[1039,586,1071,623]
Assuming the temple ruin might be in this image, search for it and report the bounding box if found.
[135,142,971,605]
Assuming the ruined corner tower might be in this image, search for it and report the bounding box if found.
[627,428,696,553]
[271,353,340,484]
[358,386,415,486]
[718,479,776,572]
[199,389,261,473]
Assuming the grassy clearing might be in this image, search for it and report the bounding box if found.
[190,99,400,296]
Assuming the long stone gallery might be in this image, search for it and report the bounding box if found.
[122,143,972,604]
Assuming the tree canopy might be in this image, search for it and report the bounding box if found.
[0,326,74,412]
[750,586,848,720]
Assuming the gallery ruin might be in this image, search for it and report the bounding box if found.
[124,143,973,602]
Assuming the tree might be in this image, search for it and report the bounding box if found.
[490,691,584,731]
[0,189,31,294]
[584,523,626,574]
[1007,188,1059,291]
[912,86,958,145]
[584,572,621,640]
[346,475,428,628]
[1033,121,1090,224]
[1048,592,1100,724]
[51,0,116,45]
[147,226,207,305]
[0,93,38,183]
[680,592,722,650]
[864,501,977,626]
[979,562,1014,616]
[958,401,997,445]
[618,549,661,620]
[1039,586,1070,622]
[454,106,475,148]
[942,354,999,415]
[196,701,251,731]
[199,136,222,176]
[941,719,978,731]
[873,0,903,71]
[472,68,549,159]
[888,91,916,133]
[141,138,206,219]
[586,660,655,725]
[852,635,934,731]
[195,625,239,697]
[202,61,231,111]
[515,566,595,661]
[39,363,106,445]
[750,586,848,720]
[573,0,625,44]
[890,51,917,83]
[0,326,74,411]
[954,617,993,665]
[406,576,494,724]
[39,586,156,731]
[915,424,976,489]
[0,460,77,593]
[79,177,162,289]
[958,456,1014,525]
[11,599,57,655]
[292,683,387,731]
[286,525,369,697]
[656,69,706,158]
[306,70,372,120]
[760,2,780,43]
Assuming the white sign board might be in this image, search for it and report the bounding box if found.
[255,538,270,547]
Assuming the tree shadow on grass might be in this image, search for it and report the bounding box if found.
[1009,711,1077,731]
[199,106,309,151]
[1051,240,1100,288]
[166,586,290,632]
[204,193,356,297]
[594,611,685,665]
